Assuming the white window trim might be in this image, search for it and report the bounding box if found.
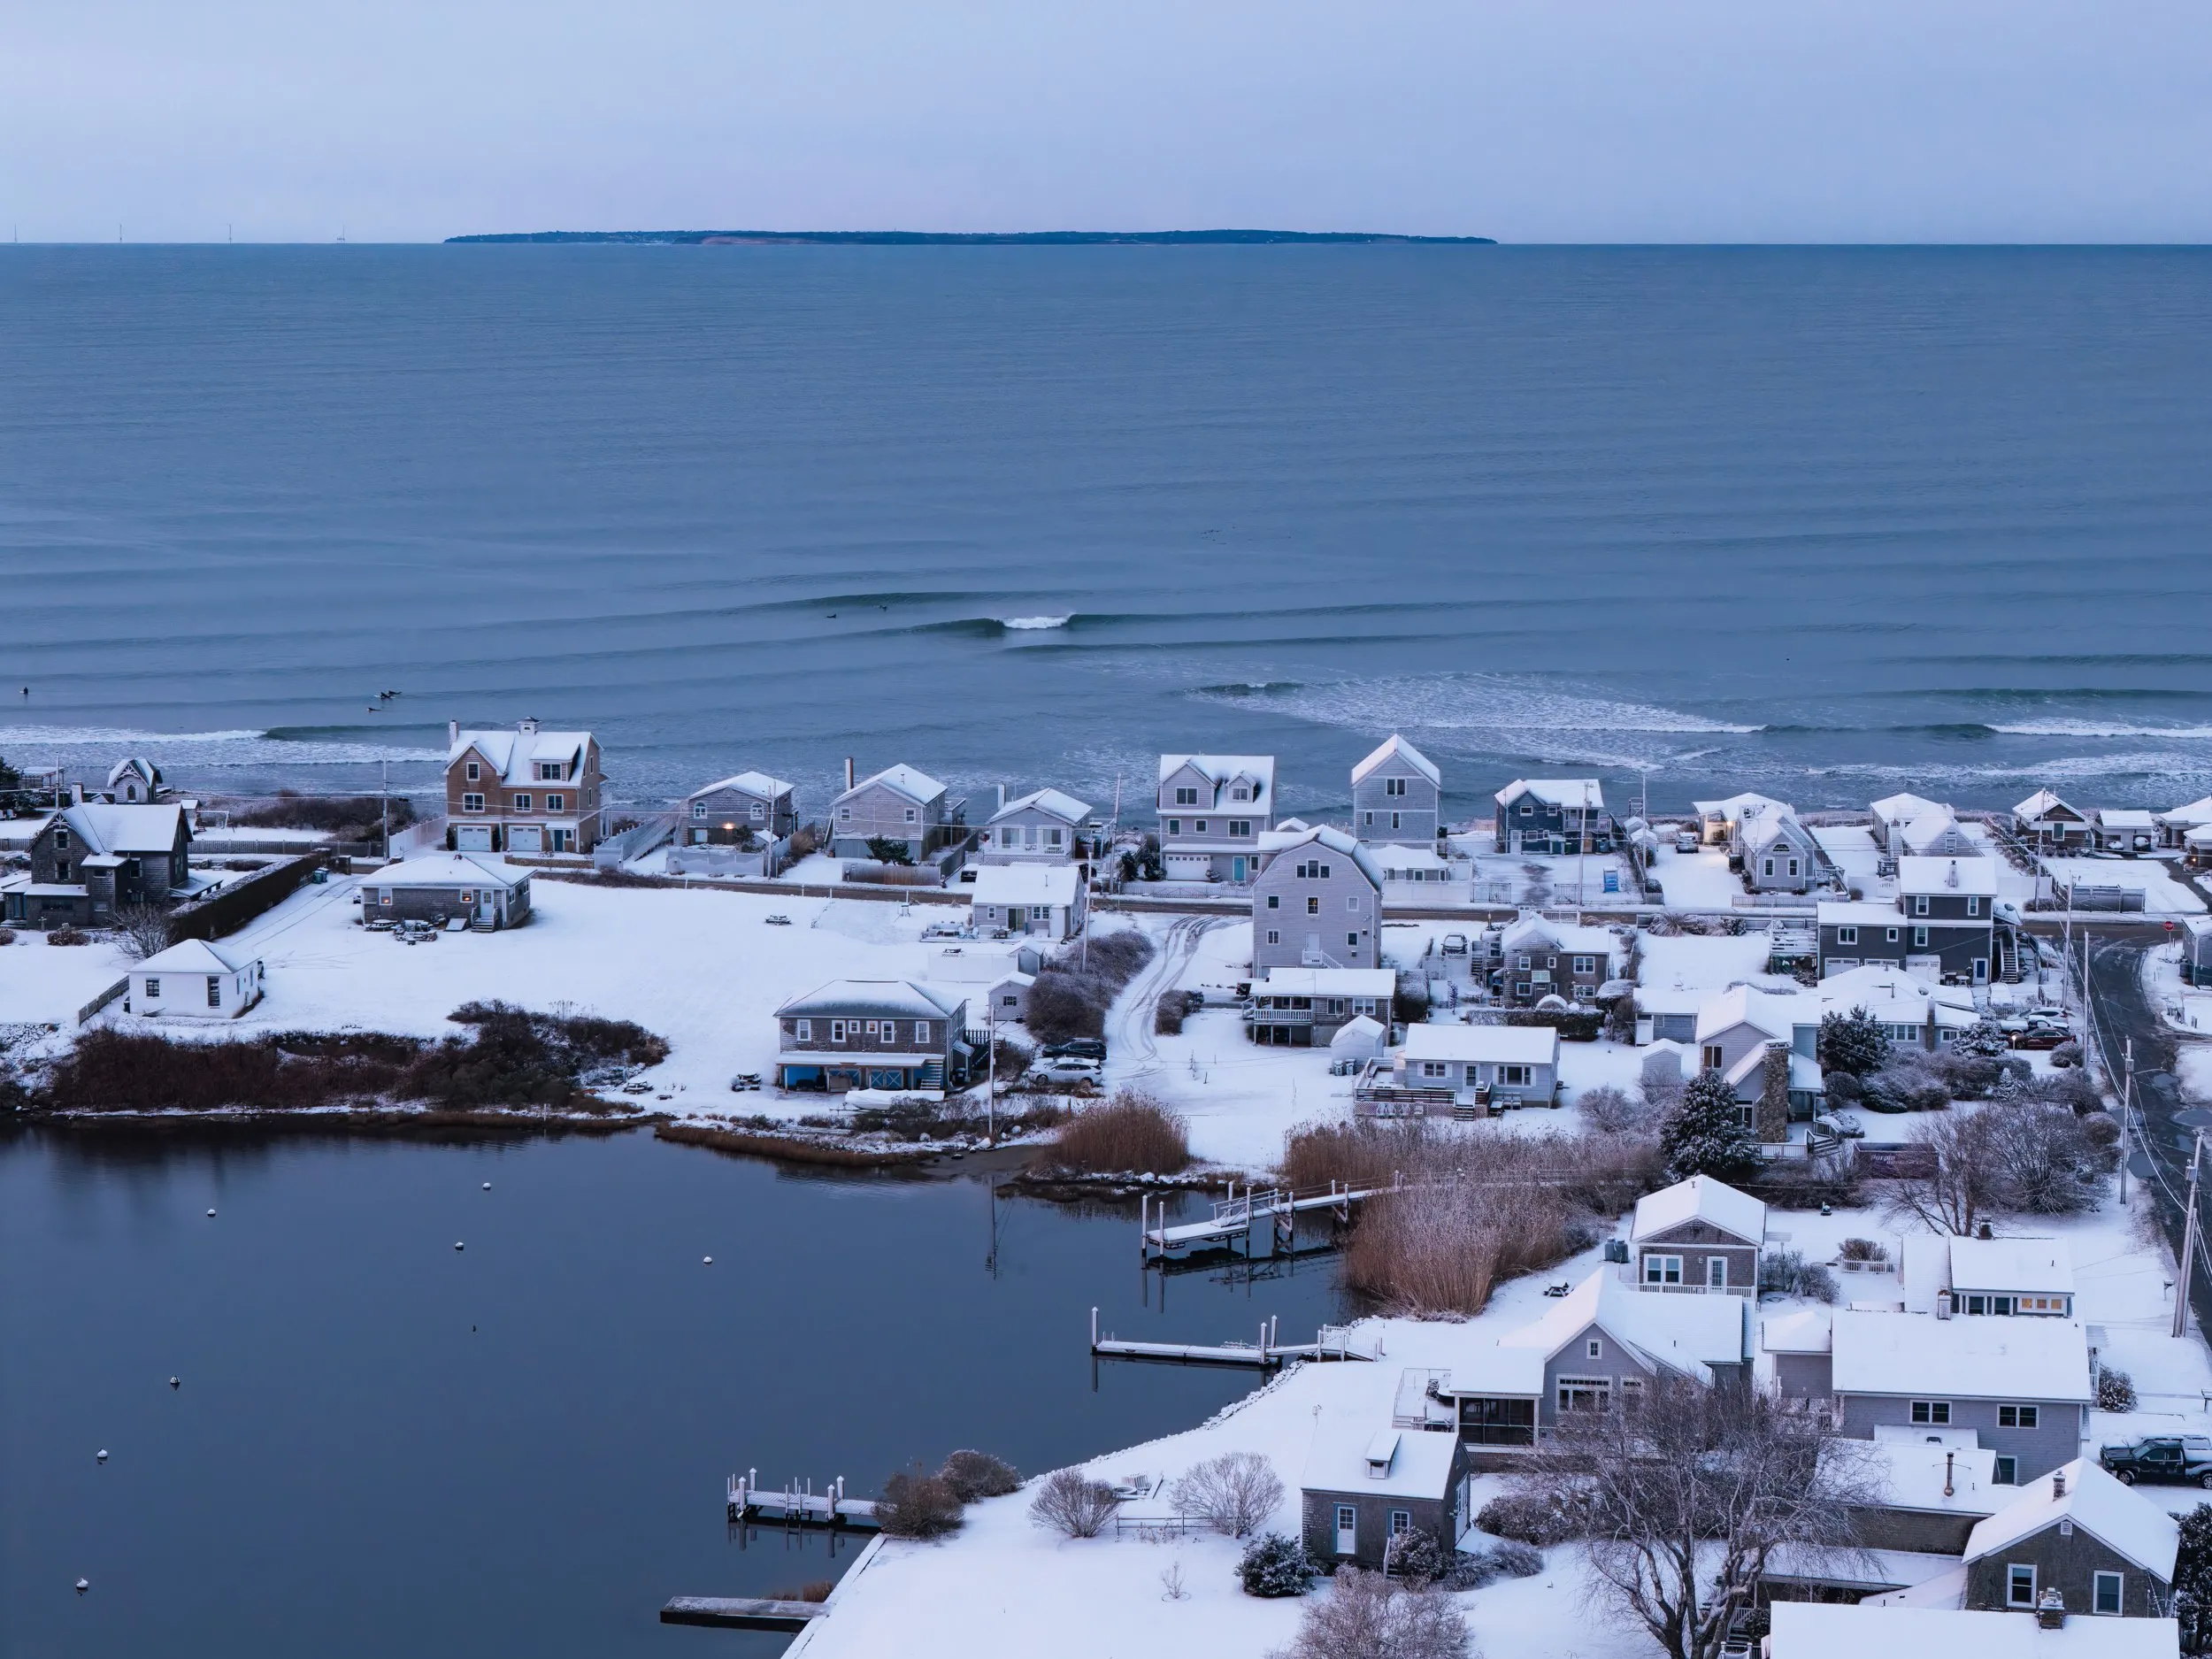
[2093,1571,2124,1617]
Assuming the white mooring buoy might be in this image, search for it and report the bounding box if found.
[206,1208,217,1217]
[703,1256,713,1265]
[168,1377,180,1390]
[454,1240,465,1251]
[96,1449,108,1463]
[76,1578,90,1594]
[482,1182,491,1191]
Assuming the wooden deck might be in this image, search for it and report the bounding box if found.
[660,1595,825,1632]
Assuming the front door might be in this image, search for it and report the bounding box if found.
[1335,1504,1357,1557]
[1232,856,1247,882]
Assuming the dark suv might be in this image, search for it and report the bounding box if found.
[2100,1435,2212,1487]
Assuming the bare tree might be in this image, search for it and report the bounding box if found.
[1269,1567,1471,1659]
[1514,1376,1874,1659]
[1579,1085,1650,1134]
[1886,1110,2003,1236]
[1028,1468,1118,1539]
[111,902,173,962]
[1171,1451,1284,1539]
[1985,1103,2099,1216]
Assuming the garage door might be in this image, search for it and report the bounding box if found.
[508,826,544,855]
[455,825,493,851]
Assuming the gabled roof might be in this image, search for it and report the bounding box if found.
[837,764,946,807]
[1157,754,1275,804]
[1301,1416,1458,1499]
[1829,1309,2091,1402]
[1741,812,1815,854]
[1373,844,1453,873]
[775,979,967,1020]
[989,787,1091,825]
[2097,808,2158,830]
[107,756,161,787]
[1898,856,2000,897]
[1897,809,1969,852]
[1770,1602,2179,1659]
[367,853,529,889]
[1762,1307,1833,1355]
[1816,966,1978,1026]
[1495,778,1605,810]
[52,803,188,856]
[687,770,794,803]
[1946,1236,2073,1297]
[1259,824,1384,891]
[136,937,255,974]
[1500,912,1617,956]
[1871,791,1946,821]
[1850,1438,2003,1517]
[1694,791,1794,821]
[1631,1174,1766,1247]
[968,864,1079,907]
[2157,796,2212,829]
[1964,1458,2177,1580]
[1351,733,1440,788]
[1694,984,1820,1044]
[2015,787,2085,822]
[450,726,594,785]
[1401,1022,1558,1066]
[1502,1268,1748,1383]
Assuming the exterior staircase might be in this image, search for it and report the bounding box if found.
[1995,927,2023,983]
[918,1060,945,1090]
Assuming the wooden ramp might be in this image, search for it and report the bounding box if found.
[1141,1179,1378,1256]
[660,1595,825,1632]
[1089,1308,1375,1369]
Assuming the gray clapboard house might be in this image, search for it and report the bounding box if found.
[1156,754,1275,883]
[1741,810,1832,894]
[977,787,1092,865]
[830,764,970,872]
[1628,1175,1765,1295]
[680,771,795,845]
[1351,733,1441,847]
[1249,825,1384,972]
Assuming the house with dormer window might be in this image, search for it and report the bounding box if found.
[1249,825,1382,972]
[444,719,604,856]
[5,801,196,928]
[1156,754,1275,883]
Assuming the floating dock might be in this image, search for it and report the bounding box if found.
[1088,1307,1375,1369]
[726,1471,879,1529]
[660,1596,826,1632]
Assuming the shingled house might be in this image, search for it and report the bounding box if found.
[5,802,195,928]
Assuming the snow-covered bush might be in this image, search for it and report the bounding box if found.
[1171,1451,1284,1539]
[2050,1040,2084,1069]
[938,1450,1020,1502]
[1759,1247,1839,1303]
[1579,1084,1649,1133]
[1238,1532,1317,1597]
[1487,1538,1543,1578]
[1384,1530,1448,1586]
[1270,1567,1471,1659]
[1476,1490,1586,1546]
[877,1466,964,1538]
[1817,1009,1890,1077]
[2099,1366,2139,1412]
[1028,1468,1118,1538]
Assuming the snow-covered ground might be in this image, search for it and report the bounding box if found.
[1646,843,1749,911]
[801,1169,2212,1659]
[0,929,140,1024]
[2042,856,2207,916]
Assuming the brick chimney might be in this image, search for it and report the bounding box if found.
[2054,1470,2067,1499]
[518,717,539,735]
[2037,1589,2065,1630]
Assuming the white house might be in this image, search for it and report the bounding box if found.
[978,787,1092,864]
[2095,810,2159,856]
[130,937,264,1019]
[1871,791,1950,853]
[1392,1022,1559,1106]
[967,863,1085,941]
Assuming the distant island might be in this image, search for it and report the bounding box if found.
[444,228,1495,246]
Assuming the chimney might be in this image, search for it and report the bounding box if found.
[518,717,539,735]
[2037,1589,2065,1631]
[844,757,855,792]
[1936,1290,1953,1320]
[1944,1452,1955,1497]
[70,780,85,805]
[2053,1470,2067,1499]
[448,720,459,749]
[1978,1219,1993,1240]
[993,782,1006,816]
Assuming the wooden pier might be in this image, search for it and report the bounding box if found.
[1089,1307,1375,1369]
[660,1595,826,1632]
[726,1471,880,1530]
[1139,1179,1386,1261]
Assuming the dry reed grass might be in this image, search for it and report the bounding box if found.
[1047,1089,1190,1174]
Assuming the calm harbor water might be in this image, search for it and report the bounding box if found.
[0,1128,1342,1658]
[2,244,2210,817]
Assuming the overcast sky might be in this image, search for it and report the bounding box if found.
[4,0,2208,243]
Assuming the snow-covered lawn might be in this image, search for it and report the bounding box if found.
[2042,856,2206,916]
[1637,933,1782,994]
[0,930,139,1024]
[1645,845,1745,911]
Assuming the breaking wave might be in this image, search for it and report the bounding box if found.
[1986,720,2212,740]
[1001,614,1072,630]
[0,724,446,769]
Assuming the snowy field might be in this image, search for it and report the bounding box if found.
[800,1171,2212,1659]
[2042,856,2207,916]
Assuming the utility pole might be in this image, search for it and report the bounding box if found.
[2121,1036,2134,1205]
[985,999,996,1147]
[2176,1130,2204,1340]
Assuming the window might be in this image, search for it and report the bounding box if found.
[1997,1405,2039,1429]
[1265,930,1280,946]
[1886,927,1900,943]
[751,803,765,820]
[914,1021,931,1043]
[1993,1455,2016,1484]
[1557,1377,1611,1412]
[1167,818,1181,836]
[1194,819,1208,834]
[463,793,484,813]
[1645,1255,1682,1285]
[1347,894,1362,912]
[1909,1401,1951,1425]
[903,807,918,823]
[1386,777,1406,797]
[1967,895,1981,916]
[1520,803,1533,817]
[2008,1564,2037,1608]
[538,761,561,781]
[1264,895,1280,910]
[465,762,480,782]
[2093,1571,2124,1616]
[1586,1338,1603,1359]
[1347,933,1360,949]
[56,859,70,880]
[1046,826,1063,845]
[1913,895,1931,916]
[1228,819,1249,837]
[1420,1061,1449,1079]
[693,803,708,819]
[829,1019,848,1041]
[838,806,852,822]
[1913,926,1930,949]
[1763,858,1775,878]
[1707,1257,1727,1288]
[1500,1064,1532,1087]
[1232,785,1250,803]
[864,1020,880,1039]
[1391,812,1401,830]
[1173,786,1200,806]
[144,978,161,998]
[1364,811,1373,826]
[1514,982,1530,998]
[1517,954,1532,971]
[378,889,392,906]
[1837,926,1858,945]
[1702,1044,1725,1071]
[512,793,531,811]
[1388,1509,1412,1539]
[546,794,564,812]
[206,976,221,1008]
[55,828,71,849]
[1307,897,1320,915]
[794,1019,811,1041]
[1572,956,1595,975]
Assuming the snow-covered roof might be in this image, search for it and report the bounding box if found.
[1374,845,1453,874]
[1898,809,1968,851]
[775,980,967,1020]
[1631,1174,1766,1246]
[968,864,1079,907]
[1494,778,1605,810]
[1818,900,1908,926]
[1502,1267,1748,1382]
[136,937,256,974]
[1300,1420,1458,1499]
[838,764,946,806]
[1898,856,2000,897]
[686,770,794,803]
[1946,1236,2074,1297]
[1740,812,1812,854]
[1694,984,1820,1044]
[2015,788,2085,822]
[1851,1438,2003,1517]
[364,853,529,890]
[2158,797,2212,830]
[450,726,594,785]
[52,803,187,856]
[1830,1310,2092,1402]
[1500,913,1617,956]
[108,756,160,787]
[1401,1022,1559,1067]
[1256,967,1397,998]
[2097,809,2157,830]
[1694,791,1794,821]
[923,944,1029,983]
[989,787,1091,826]
[1816,966,1978,1026]
[1763,1307,1833,1355]
[1351,733,1440,788]
[1157,754,1275,804]
[2190,827,2212,850]
[1328,1015,1387,1053]
[1965,1459,2177,1580]
[1770,1601,2178,1659]
[1262,824,1385,891]
[1871,791,1946,821]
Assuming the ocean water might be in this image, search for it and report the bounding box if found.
[2,244,2209,821]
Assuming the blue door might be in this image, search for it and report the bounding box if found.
[1233,856,1247,881]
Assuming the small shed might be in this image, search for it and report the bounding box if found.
[357,854,532,929]
[1300,1421,1468,1571]
[1329,1013,1388,1061]
[968,863,1085,941]
[130,938,264,1019]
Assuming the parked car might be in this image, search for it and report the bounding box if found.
[1440,933,1468,956]
[1674,831,1700,854]
[2010,1026,2072,1051]
[1812,1113,1864,1141]
[1044,1039,1107,1062]
[2100,1435,2212,1487]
